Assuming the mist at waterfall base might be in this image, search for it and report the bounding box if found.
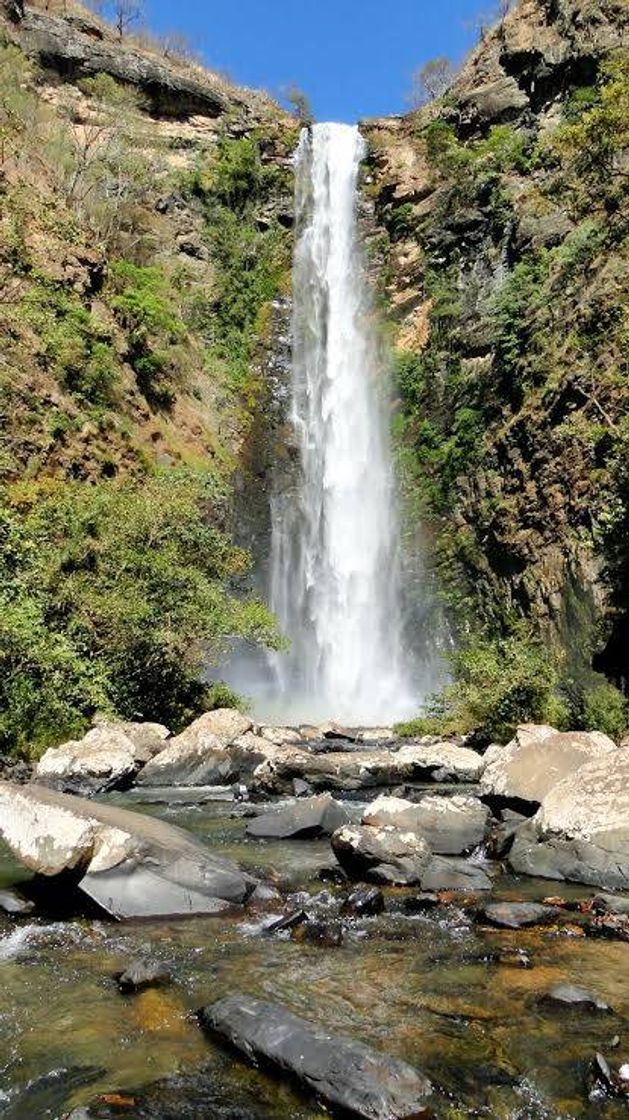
[223,123,443,726]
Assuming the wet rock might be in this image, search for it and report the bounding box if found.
[0,781,255,919]
[363,793,489,854]
[331,824,431,885]
[137,710,257,786]
[199,994,434,1119]
[34,725,141,795]
[401,892,441,914]
[263,908,309,934]
[540,983,611,1013]
[245,794,349,840]
[420,856,492,892]
[292,777,313,797]
[115,958,172,994]
[343,887,385,917]
[479,901,560,929]
[291,918,344,946]
[0,887,35,915]
[482,724,617,808]
[0,1067,104,1120]
[487,809,528,858]
[592,893,629,915]
[509,750,629,889]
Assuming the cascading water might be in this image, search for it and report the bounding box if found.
[268,122,416,724]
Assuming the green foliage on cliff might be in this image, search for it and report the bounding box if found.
[0,470,279,756]
[184,136,291,399]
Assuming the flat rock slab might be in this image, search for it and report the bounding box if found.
[0,781,254,920]
[246,795,349,839]
[479,902,560,929]
[199,994,434,1119]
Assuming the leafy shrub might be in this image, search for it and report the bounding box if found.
[397,630,568,743]
[23,282,118,405]
[0,470,279,756]
[110,261,186,407]
[581,682,628,741]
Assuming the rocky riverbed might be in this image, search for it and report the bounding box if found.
[2,714,629,1118]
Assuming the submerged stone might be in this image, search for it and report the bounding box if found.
[199,993,434,1119]
[479,902,560,929]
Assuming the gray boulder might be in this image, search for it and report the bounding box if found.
[246,795,349,840]
[199,994,434,1119]
[482,725,617,807]
[0,781,254,919]
[509,751,629,889]
[34,725,141,795]
[363,793,489,854]
[479,902,560,929]
[331,824,431,885]
[115,958,171,994]
[420,856,492,892]
[137,709,256,786]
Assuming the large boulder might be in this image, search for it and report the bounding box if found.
[246,795,349,840]
[0,781,254,919]
[35,726,141,795]
[137,709,256,786]
[331,824,431,885]
[420,856,493,892]
[252,739,484,795]
[363,794,489,855]
[199,994,434,1119]
[482,725,618,807]
[509,751,629,890]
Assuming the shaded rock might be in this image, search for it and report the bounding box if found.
[456,75,529,128]
[245,794,349,840]
[0,887,35,915]
[137,710,255,786]
[482,725,617,807]
[420,856,492,892]
[115,958,171,994]
[343,887,385,917]
[292,777,313,797]
[253,739,484,795]
[331,824,431,886]
[9,5,227,119]
[34,726,141,795]
[322,722,358,741]
[509,751,629,889]
[199,994,434,1119]
[0,781,254,919]
[363,793,489,854]
[401,893,440,914]
[539,983,611,1013]
[479,901,560,929]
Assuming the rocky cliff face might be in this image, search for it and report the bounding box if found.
[363,0,628,680]
[0,0,296,487]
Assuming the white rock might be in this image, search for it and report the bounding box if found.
[482,725,618,805]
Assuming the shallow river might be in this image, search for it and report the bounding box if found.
[1,794,628,1119]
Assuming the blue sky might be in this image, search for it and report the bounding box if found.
[146,0,486,122]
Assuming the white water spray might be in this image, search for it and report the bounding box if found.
[269,123,415,723]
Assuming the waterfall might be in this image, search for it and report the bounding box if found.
[268,122,416,724]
